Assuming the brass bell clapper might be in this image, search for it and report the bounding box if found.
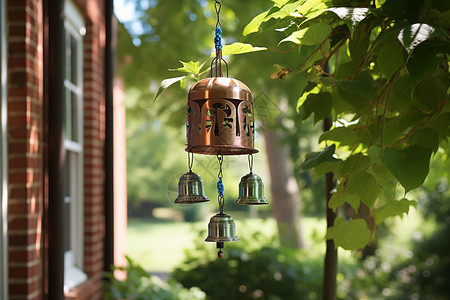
[174,0,267,258]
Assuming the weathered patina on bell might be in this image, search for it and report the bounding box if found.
[186,77,258,155]
[235,172,268,205]
[174,171,210,204]
[205,213,239,243]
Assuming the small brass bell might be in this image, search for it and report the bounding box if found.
[235,172,268,205]
[205,213,239,257]
[174,171,210,204]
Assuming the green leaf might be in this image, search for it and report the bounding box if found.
[374,198,417,225]
[212,42,267,57]
[329,192,360,212]
[299,92,332,123]
[296,0,329,19]
[406,40,442,85]
[429,112,450,139]
[297,86,320,111]
[348,19,372,61]
[382,0,424,22]
[336,78,373,97]
[368,146,383,164]
[169,61,205,74]
[413,74,448,110]
[313,92,332,124]
[378,39,404,80]
[153,76,187,101]
[336,78,374,111]
[314,161,342,176]
[370,163,396,190]
[346,171,380,208]
[383,146,432,192]
[243,10,270,36]
[319,126,359,147]
[409,128,439,153]
[326,7,370,27]
[266,1,303,20]
[243,1,303,37]
[301,144,340,170]
[390,75,413,112]
[271,0,291,8]
[397,23,445,54]
[326,217,370,250]
[279,22,332,45]
[340,155,372,175]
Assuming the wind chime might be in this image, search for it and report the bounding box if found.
[175,0,267,258]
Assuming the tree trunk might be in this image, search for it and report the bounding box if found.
[263,126,304,248]
[322,118,337,300]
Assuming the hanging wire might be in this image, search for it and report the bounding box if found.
[248,154,253,173]
[187,151,194,172]
[210,0,228,77]
[216,154,225,214]
[214,0,222,29]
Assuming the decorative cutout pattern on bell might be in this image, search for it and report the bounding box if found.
[174,171,210,204]
[186,77,259,155]
[205,213,239,243]
[235,172,268,205]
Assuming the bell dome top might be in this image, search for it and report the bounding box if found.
[188,77,252,101]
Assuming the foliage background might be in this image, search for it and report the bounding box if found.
[113,0,450,298]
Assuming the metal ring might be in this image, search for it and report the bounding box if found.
[217,153,224,178]
[188,151,194,171]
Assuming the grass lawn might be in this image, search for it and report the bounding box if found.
[126,217,327,273]
[126,219,202,272]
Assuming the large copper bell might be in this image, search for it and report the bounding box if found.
[174,171,210,204]
[235,172,268,205]
[186,77,258,155]
[205,213,239,244]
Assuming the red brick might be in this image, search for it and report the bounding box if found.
[9,249,38,262]
[9,263,40,278]
[8,216,38,231]
[9,232,38,246]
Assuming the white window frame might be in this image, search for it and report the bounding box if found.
[0,0,8,297]
[63,0,86,293]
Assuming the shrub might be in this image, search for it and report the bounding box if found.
[171,228,323,300]
[103,256,206,300]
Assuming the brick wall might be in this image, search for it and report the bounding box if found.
[79,0,106,297]
[6,0,110,299]
[7,0,44,298]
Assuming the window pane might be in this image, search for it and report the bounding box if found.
[64,89,72,141]
[64,200,71,252]
[65,32,71,82]
[70,35,78,85]
[64,157,71,252]
[71,91,79,142]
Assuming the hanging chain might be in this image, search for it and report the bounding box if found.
[248,154,253,173]
[187,151,194,172]
[216,154,225,214]
[214,0,222,50]
[210,0,228,77]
